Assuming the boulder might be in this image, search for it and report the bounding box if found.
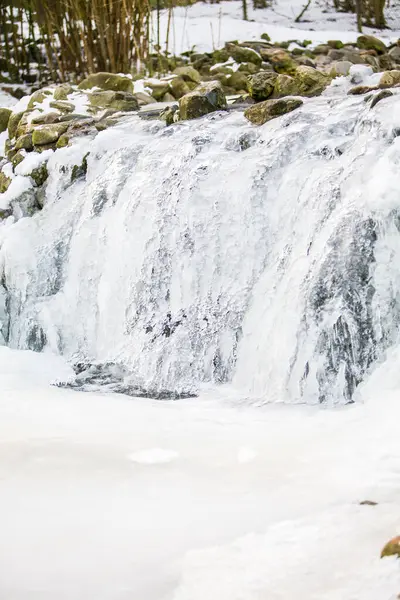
[228,71,249,92]
[162,92,176,103]
[273,74,299,98]
[32,122,69,146]
[11,150,25,169]
[169,76,191,99]
[88,90,139,111]
[134,91,156,106]
[248,71,278,101]
[329,60,352,77]
[378,54,395,71]
[348,84,379,95]
[293,66,331,96]
[145,80,171,101]
[0,171,11,193]
[225,43,262,66]
[238,62,259,74]
[389,46,400,64]
[179,81,227,120]
[212,48,229,63]
[31,112,60,125]
[7,111,24,139]
[16,112,32,138]
[27,89,51,110]
[160,105,179,126]
[262,49,297,74]
[78,72,133,93]
[357,35,386,54]
[379,70,400,88]
[381,536,400,558]
[30,163,49,186]
[244,97,303,125]
[53,83,74,101]
[370,89,393,108]
[15,133,33,151]
[56,134,70,148]
[49,100,75,113]
[173,66,201,84]
[0,108,11,133]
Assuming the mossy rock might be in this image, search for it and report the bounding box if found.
[210,65,234,75]
[8,111,24,139]
[160,105,179,126]
[370,89,393,108]
[15,112,33,138]
[31,112,60,125]
[15,133,33,151]
[71,153,89,182]
[226,43,262,66]
[0,108,11,133]
[179,81,227,120]
[88,90,139,111]
[134,91,156,106]
[244,96,303,125]
[248,71,278,101]
[27,89,51,110]
[53,83,74,101]
[357,35,386,54]
[78,72,134,94]
[348,84,379,95]
[56,134,70,148]
[145,81,171,101]
[49,100,75,113]
[11,150,25,169]
[173,66,201,84]
[273,74,300,98]
[162,92,176,103]
[381,536,400,558]
[238,62,259,74]
[0,171,11,193]
[270,50,298,75]
[30,163,49,186]
[169,76,191,99]
[328,40,344,49]
[228,71,250,92]
[212,49,229,63]
[313,44,331,55]
[293,66,331,97]
[379,70,400,88]
[261,33,271,42]
[32,122,69,146]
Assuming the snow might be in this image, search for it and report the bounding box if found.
[158,0,400,55]
[0,90,17,108]
[0,347,400,599]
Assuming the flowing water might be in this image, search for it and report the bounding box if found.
[1,84,400,403]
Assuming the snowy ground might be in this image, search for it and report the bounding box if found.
[1,347,400,599]
[157,0,400,54]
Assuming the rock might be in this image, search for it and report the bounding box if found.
[273,74,299,98]
[78,72,133,93]
[330,60,352,77]
[248,71,278,101]
[160,105,179,126]
[0,171,11,193]
[179,81,227,120]
[173,66,201,84]
[31,112,60,125]
[378,54,395,71]
[32,122,69,146]
[238,62,259,74]
[328,40,344,49]
[0,108,11,133]
[225,43,262,66]
[389,46,400,64]
[27,89,51,110]
[34,143,57,153]
[348,84,379,95]
[313,44,331,55]
[228,71,249,92]
[11,150,25,169]
[71,153,89,182]
[30,163,49,186]
[169,76,191,99]
[15,133,33,151]
[379,70,400,88]
[263,49,297,74]
[381,536,400,558]
[357,35,386,54]
[359,500,378,506]
[15,112,32,138]
[145,80,171,101]
[134,91,156,106]
[162,92,176,103]
[56,134,69,148]
[49,100,75,113]
[213,48,229,63]
[294,66,331,97]
[7,111,24,139]
[244,96,303,125]
[261,33,271,42]
[53,83,74,100]
[370,89,393,108]
[88,90,139,111]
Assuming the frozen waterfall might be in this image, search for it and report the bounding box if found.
[1,86,400,403]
